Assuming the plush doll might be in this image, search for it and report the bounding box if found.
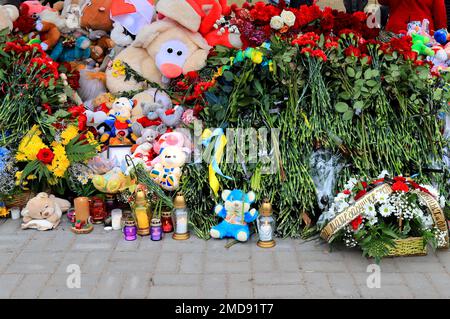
[35,9,68,51]
[0,4,19,31]
[50,35,91,61]
[130,88,172,122]
[110,21,133,49]
[21,192,71,231]
[152,131,191,155]
[105,19,211,93]
[149,145,187,190]
[110,0,155,36]
[80,0,113,32]
[411,33,435,57]
[210,189,259,242]
[98,97,137,145]
[88,29,115,63]
[137,102,183,128]
[434,29,449,45]
[156,0,242,48]
[133,123,166,146]
[92,167,132,193]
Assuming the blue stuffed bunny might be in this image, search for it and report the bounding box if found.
[210,189,259,242]
[50,36,91,62]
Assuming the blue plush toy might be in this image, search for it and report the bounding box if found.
[434,29,448,45]
[50,36,91,62]
[210,189,259,242]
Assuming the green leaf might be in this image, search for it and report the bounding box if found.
[353,100,364,110]
[343,110,354,121]
[335,102,349,113]
[222,71,234,82]
[347,67,356,78]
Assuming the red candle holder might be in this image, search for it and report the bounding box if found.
[90,197,107,224]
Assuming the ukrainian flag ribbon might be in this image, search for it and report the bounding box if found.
[202,128,233,196]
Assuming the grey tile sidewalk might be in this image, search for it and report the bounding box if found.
[0,218,449,299]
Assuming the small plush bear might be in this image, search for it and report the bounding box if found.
[149,145,187,191]
[210,189,259,242]
[21,192,71,231]
[98,97,137,145]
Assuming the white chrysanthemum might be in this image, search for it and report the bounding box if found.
[368,216,378,226]
[379,204,393,217]
[270,16,284,30]
[344,178,358,190]
[364,203,377,218]
[336,192,349,202]
[377,170,390,179]
[375,192,388,204]
[280,10,296,27]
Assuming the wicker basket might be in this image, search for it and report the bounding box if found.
[387,237,427,257]
[4,191,35,209]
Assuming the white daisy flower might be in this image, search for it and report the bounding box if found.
[379,204,394,217]
[344,178,358,190]
[375,192,388,204]
[367,216,378,226]
[364,204,377,218]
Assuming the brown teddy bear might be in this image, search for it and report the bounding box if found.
[21,192,71,231]
[80,0,113,32]
[105,19,211,93]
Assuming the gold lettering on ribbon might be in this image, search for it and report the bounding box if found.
[414,190,449,248]
[320,184,393,241]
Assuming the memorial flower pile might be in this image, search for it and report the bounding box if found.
[318,173,448,262]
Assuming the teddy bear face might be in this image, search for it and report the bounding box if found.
[109,97,134,119]
[222,189,256,214]
[159,146,187,169]
[155,40,189,79]
[146,26,207,77]
[24,193,57,219]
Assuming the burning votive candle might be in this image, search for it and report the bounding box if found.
[10,207,21,220]
[111,209,122,230]
[150,218,163,241]
[257,199,276,248]
[172,193,190,240]
[123,219,137,241]
[161,211,174,233]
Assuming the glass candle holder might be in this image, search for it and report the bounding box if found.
[111,208,122,230]
[256,199,276,248]
[123,219,137,241]
[90,197,106,224]
[10,207,21,220]
[172,193,190,240]
[150,218,163,241]
[161,211,174,233]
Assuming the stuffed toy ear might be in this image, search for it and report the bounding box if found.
[132,20,175,49]
[246,191,256,203]
[182,49,209,74]
[37,192,49,199]
[221,189,231,201]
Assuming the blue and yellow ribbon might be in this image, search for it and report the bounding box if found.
[202,128,233,196]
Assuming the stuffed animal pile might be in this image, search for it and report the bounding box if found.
[407,19,450,73]
[0,0,243,194]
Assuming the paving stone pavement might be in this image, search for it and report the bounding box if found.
[0,218,449,299]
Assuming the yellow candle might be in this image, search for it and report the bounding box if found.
[135,207,149,229]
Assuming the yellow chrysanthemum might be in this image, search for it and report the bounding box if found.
[47,143,70,178]
[85,131,101,152]
[16,126,47,161]
[112,60,125,78]
[61,125,79,145]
